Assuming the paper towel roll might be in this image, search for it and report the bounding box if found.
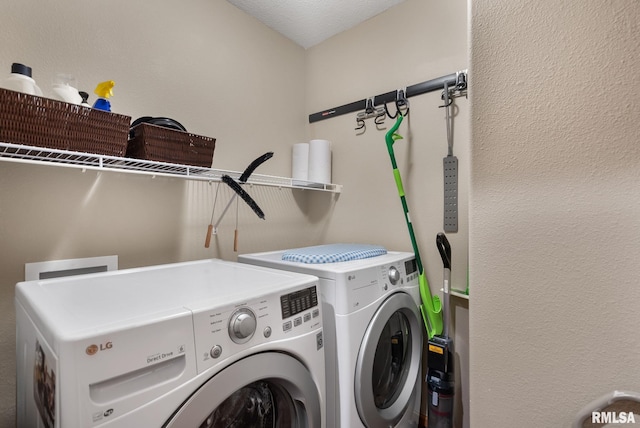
[308,139,331,184]
[292,143,309,181]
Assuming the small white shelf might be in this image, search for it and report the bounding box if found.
[441,288,469,300]
[0,142,342,193]
[451,289,469,300]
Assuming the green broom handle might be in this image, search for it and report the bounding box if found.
[385,114,442,338]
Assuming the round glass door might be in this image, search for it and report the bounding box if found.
[199,380,296,427]
[165,352,321,428]
[372,311,411,409]
[355,292,422,428]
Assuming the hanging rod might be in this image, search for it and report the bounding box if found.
[308,70,467,123]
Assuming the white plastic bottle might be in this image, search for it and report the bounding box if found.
[4,63,43,96]
[51,73,82,104]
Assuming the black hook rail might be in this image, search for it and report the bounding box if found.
[308,70,467,123]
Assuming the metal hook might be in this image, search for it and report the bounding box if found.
[439,96,453,108]
[442,81,453,156]
[439,84,453,108]
[356,97,386,132]
[455,71,467,91]
[396,89,409,117]
[385,89,409,119]
[365,97,375,115]
[439,71,467,107]
[384,102,398,119]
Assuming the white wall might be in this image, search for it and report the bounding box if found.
[469,1,640,426]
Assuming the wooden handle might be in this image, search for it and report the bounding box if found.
[205,224,213,248]
[233,229,239,252]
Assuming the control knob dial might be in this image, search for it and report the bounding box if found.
[229,308,257,344]
[388,266,401,285]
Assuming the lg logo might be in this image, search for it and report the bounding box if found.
[86,342,113,356]
[92,408,114,422]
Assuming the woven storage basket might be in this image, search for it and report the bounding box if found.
[127,123,216,167]
[0,88,130,156]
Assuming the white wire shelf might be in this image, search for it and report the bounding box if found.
[0,142,342,193]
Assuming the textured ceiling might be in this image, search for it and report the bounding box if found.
[226,0,407,49]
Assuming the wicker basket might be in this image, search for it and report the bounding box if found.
[0,88,130,156]
[127,123,216,167]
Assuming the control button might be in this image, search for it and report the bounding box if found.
[229,308,257,344]
[283,321,292,332]
[312,309,320,318]
[303,313,311,323]
[210,345,222,359]
[388,266,400,285]
[294,317,302,327]
[316,332,323,350]
[264,326,272,338]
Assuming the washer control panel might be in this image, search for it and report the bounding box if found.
[383,257,419,288]
[191,284,321,374]
[338,256,420,314]
[403,257,419,282]
[280,286,318,319]
[280,286,319,334]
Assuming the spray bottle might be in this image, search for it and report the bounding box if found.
[92,80,115,112]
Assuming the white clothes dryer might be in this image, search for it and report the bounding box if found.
[16,259,325,428]
[239,245,423,428]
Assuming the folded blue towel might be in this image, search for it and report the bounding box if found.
[282,244,387,264]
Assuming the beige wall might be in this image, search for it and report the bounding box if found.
[469,1,640,426]
[1,0,315,425]
[1,0,470,426]
[307,0,469,285]
[306,0,470,425]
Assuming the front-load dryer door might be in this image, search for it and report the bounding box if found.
[164,352,321,428]
[355,292,422,428]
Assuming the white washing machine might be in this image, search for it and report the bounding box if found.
[239,244,423,428]
[16,259,326,428]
